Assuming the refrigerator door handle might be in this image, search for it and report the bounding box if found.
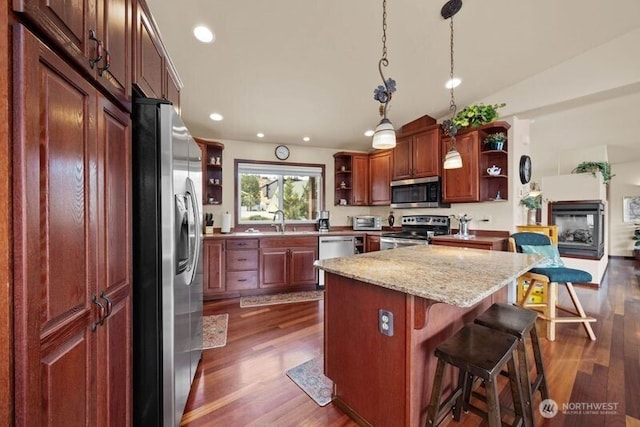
[185,177,201,286]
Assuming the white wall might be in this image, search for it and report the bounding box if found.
[609,161,640,256]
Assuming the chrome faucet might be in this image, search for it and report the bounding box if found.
[272,209,286,233]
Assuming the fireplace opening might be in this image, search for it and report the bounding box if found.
[548,200,604,259]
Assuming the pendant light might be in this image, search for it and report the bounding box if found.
[441,1,463,169]
[372,0,397,149]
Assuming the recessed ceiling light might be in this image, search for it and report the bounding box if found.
[209,113,223,121]
[193,26,215,43]
[256,132,265,138]
[445,77,461,89]
[303,137,310,142]
[364,130,375,137]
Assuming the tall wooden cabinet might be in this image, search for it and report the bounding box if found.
[369,150,392,205]
[12,25,131,425]
[441,121,510,203]
[334,152,369,206]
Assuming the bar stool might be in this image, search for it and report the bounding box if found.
[425,323,525,427]
[475,303,549,427]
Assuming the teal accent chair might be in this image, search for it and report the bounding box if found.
[509,232,596,341]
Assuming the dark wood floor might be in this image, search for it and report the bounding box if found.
[181,258,640,426]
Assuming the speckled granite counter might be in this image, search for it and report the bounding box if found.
[314,245,542,307]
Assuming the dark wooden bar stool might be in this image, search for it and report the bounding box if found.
[425,323,525,427]
[475,303,550,427]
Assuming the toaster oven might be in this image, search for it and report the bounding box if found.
[353,215,382,231]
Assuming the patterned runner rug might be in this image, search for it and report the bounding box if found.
[202,313,228,349]
[240,290,324,308]
[286,357,333,407]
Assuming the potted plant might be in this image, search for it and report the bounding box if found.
[483,132,507,151]
[520,194,542,225]
[452,102,506,130]
[571,161,615,185]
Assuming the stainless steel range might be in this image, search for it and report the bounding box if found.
[380,214,450,250]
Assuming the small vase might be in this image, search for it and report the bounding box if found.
[527,209,537,225]
[388,212,395,227]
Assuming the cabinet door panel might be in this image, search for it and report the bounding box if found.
[13,26,97,425]
[289,247,317,286]
[391,136,412,180]
[14,0,96,75]
[352,155,369,205]
[98,288,131,426]
[260,248,288,288]
[441,133,480,202]
[203,240,225,296]
[99,96,131,294]
[134,6,163,98]
[97,0,131,106]
[412,127,440,178]
[369,151,391,205]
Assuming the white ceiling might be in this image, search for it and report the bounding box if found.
[146,0,640,153]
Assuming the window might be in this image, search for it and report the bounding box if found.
[236,161,324,225]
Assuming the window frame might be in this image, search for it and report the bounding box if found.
[234,159,325,228]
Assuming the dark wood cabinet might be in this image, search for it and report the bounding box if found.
[392,125,441,181]
[366,234,381,252]
[369,149,392,205]
[14,0,132,108]
[12,25,131,425]
[195,138,224,205]
[226,239,259,291]
[203,240,225,297]
[441,132,480,202]
[441,121,510,203]
[132,1,182,109]
[334,152,369,206]
[133,2,163,98]
[260,237,318,289]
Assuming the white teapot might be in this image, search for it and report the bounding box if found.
[486,165,501,175]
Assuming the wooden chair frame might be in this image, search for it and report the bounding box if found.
[509,237,596,341]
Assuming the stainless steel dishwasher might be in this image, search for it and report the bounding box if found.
[318,235,356,287]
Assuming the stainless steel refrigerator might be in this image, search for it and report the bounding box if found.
[132,98,203,427]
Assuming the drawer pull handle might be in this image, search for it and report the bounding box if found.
[238,258,247,261]
[238,279,247,282]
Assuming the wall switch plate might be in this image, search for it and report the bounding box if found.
[379,309,394,336]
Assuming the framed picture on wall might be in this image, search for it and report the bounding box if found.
[623,196,640,223]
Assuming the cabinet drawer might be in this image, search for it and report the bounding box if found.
[226,239,259,249]
[260,236,317,248]
[226,271,258,290]
[226,249,259,270]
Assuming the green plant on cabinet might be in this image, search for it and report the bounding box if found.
[452,103,506,130]
[571,161,615,185]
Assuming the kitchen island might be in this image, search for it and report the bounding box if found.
[315,245,541,426]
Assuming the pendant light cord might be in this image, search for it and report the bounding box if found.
[378,0,391,118]
[448,16,457,119]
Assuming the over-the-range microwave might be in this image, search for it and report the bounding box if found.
[390,176,450,208]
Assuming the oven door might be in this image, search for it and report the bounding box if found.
[380,236,428,250]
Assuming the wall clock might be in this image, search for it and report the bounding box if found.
[519,155,532,184]
[275,145,290,160]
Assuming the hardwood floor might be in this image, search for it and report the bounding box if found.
[181,258,640,426]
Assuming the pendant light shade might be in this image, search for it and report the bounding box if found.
[372,118,396,149]
[443,146,463,169]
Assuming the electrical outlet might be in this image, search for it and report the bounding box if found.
[379,309,394,336]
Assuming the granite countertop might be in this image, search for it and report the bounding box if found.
[314,245,543,307]
[204,230,381,239]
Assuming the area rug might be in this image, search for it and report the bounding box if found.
[240,290,324,308]
[202,313,228,349]
[286,357,333,407]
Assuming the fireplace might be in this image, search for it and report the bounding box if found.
[548,200,604,259]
